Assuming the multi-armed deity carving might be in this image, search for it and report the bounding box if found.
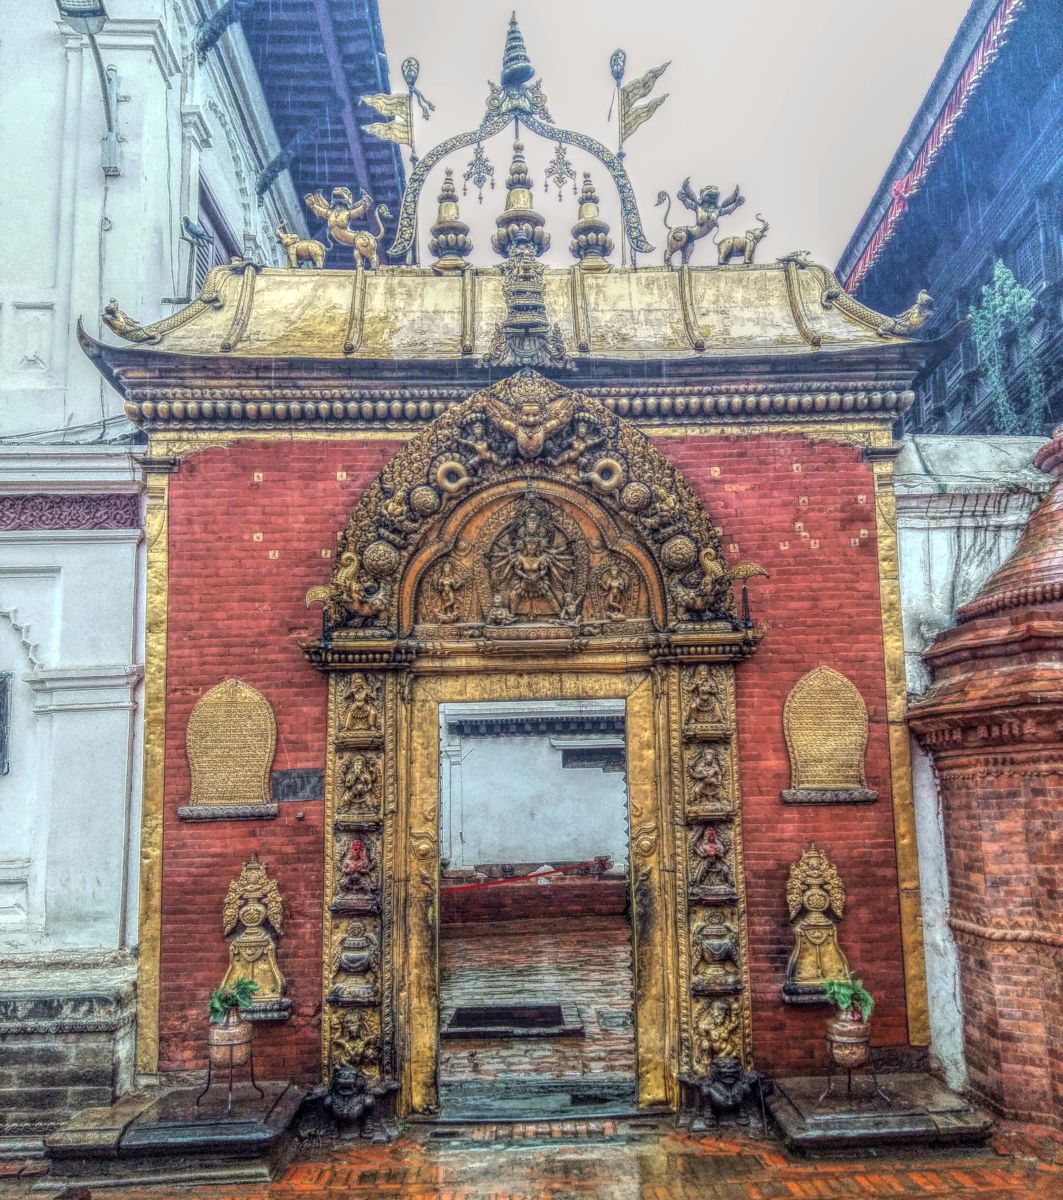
[306,371,765,636]
[782,844,852,1003]
[220,854,290,1020]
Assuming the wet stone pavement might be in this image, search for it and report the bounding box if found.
[7,1120,1063,1200]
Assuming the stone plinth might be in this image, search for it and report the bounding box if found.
[0,960,136,1157]
[909,426,1063,1129]
[768,1072,991,1154]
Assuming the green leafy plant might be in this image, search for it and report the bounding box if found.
[821,976,874,1022]
[969,259,1047,434]
[207,978,259,1024]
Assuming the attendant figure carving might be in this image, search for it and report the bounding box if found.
[220,854,286,1010]
[784,844,851,997]
[595,559,632,620]
[428,559,467,623]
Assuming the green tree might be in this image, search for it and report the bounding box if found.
[969,259,1047,434]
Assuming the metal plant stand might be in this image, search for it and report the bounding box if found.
[818,1053,891,1106]
[196,1038,264,1116]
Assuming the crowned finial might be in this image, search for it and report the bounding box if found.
[491,141,549,257]
[570,171,613,271]
[429,168,473,274]
[501,12,535,91]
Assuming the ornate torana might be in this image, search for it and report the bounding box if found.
[306,370,755,636]
[782,844,852,1004]
[220,854,290,1020]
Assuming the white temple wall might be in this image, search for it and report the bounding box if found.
[895,434,1047,1092]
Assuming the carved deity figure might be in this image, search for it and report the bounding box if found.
[486,501,578,619]
[339,754,379,815]
[332,1010,378,1072]
[220,854,285,1004]
[685,665,726,726]
[695,998,741,1063]
[784,844,851,990]
[339,837,377,897]
[687,745,728,810]
[484,383,576,459]
[689,824,733,892]
[429,559,466,623]
[342,674,381,733]
[595,559,632,620]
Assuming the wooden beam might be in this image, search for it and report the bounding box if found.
[309,0,371,187]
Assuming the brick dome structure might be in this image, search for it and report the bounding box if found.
[909,427,1063,1129]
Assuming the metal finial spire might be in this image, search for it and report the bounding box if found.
[501,12,535,91]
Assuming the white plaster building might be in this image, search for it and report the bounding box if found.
[895,435,1047,1090]
[0,0,302,1150]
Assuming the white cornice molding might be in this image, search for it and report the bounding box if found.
[27,665,143,715]
[92,18,182,84]
[0,447,142,493]
[181,106,213,151]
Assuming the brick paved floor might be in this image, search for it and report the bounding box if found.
[12,1119,1059,1200]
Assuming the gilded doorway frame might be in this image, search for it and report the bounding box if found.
[402,669,670,1112]
[304,370,761,1114]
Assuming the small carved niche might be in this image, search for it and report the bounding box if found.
[781,667,877,804]
[179,679,278,820]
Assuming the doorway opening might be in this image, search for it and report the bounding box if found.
[437,699,637,1119]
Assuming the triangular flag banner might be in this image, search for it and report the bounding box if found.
[621,94,669,141]
[619,62,670,144]
[361,92,412,146]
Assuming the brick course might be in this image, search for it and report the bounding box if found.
[159,431,910,1083]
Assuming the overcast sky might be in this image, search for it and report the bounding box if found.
[377,0,971,273]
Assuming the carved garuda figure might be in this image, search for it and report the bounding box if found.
[220,854,286,1007]
[307,371,738,634]
[656,179,744,267]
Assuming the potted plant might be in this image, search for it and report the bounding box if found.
[821,976,874,1069]
[207,978,259,1068]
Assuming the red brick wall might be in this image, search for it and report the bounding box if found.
[160,439,397,1082]
[656,434,907,1073]
[159,430,910,1083]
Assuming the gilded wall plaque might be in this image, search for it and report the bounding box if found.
[180,678,278,819]
[781,666,877,804]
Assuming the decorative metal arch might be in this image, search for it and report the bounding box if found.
[387,116,653,260]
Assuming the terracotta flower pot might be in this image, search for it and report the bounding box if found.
[826,1015,870,1069]
[208,1007,253,1068]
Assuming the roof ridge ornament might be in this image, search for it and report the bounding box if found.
[385,13,654,263]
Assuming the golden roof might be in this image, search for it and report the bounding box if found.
[97,260,923,363]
